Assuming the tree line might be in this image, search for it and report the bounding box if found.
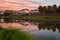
[38,4,60,13]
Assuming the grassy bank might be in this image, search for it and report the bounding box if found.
[0,26,34,40]
[21,16,60,20]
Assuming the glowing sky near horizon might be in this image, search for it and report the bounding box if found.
[0,0,60,10]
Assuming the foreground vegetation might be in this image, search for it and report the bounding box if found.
[0,26,34,40]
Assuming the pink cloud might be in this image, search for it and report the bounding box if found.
[0,0,45,10]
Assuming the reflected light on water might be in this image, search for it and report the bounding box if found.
[0,23,39,32]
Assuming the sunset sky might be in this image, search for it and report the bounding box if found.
[0,0,60,10]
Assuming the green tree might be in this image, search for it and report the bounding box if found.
[4,10,14,22]
[4,10,13,16]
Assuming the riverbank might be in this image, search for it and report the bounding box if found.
[0,27,34,40]
[21,16,60,20]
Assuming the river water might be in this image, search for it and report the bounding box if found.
[0,20,60,40]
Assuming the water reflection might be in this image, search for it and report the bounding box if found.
[38,22,60,33]
[0,22,39,32]
[31,29,60,40]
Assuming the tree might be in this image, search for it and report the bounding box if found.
[47,5,52,13]
[38,6,43,13]
[52,4,57,13]
[4,10,14,22]
[4,10,14,16]
[57,6,60,13]
[43,6,47,13]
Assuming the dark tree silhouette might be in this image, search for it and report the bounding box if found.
[47,5,53,13]
[38,4,60,15]
[52,4,57,13]
[38,6,43,13]
[57,6,60,13]
[43,6,47,13]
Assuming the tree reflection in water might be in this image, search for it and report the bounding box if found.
[38,21,60,33]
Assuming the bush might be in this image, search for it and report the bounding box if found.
[0,26,34,40]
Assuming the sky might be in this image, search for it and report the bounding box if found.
[0,0,60,10]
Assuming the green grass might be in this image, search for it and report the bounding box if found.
[0,26,34,40]
[21,16,60,20]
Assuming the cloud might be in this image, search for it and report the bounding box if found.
[0,0,44,10]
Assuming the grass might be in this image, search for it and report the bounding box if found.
[0,26,34,40]
[21,16,60,20]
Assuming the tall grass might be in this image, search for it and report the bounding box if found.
[0,26,34,40]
